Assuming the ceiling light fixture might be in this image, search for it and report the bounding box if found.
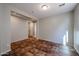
[41,5,48,10]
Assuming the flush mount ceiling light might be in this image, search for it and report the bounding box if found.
[41,5,48,10]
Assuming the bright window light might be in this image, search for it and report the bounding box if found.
[63,31,68,46]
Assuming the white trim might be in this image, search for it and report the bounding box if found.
[0,50,11,56]
[11,7,38,20]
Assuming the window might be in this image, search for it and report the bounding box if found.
[63,31,68,46]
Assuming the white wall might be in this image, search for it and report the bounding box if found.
[0,4,11,55]
[39,12,74,46]
[36,21,39,37]
[74,4,79,54]
[11,16,28,42]
[0,4,3,55]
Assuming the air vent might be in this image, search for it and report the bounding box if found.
[59,3,65,7]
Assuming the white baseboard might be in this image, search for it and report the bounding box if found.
[0,50,11,56]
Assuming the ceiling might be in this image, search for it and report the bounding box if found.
[11,3,77,19]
